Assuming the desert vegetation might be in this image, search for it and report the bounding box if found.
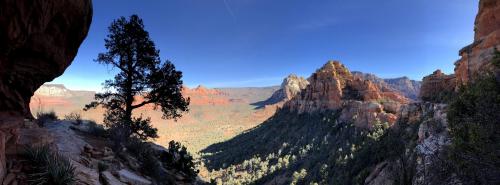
[201,108,422,184]
[446,52,500,184]
[24,145,77,185]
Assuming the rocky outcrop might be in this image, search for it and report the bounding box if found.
[419,70,456,102]
[365,103,457,185]
[420,0,499,102]
[384,77,422,100]
[339,101,398,129]
[284,61,409,129]
[352,72,422,101]
[0,0,92,182]
[285,61,408,113]
[454,0,500,85]
[261,74,309,106]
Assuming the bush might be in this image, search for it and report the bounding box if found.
[160,140,199,181]
[447,75,500,184]
[125,138,165,183]
[87,120,108,138]
[24,145,77,185]
[64,112,82,125]
[36,111,58,126]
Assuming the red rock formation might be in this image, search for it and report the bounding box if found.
[286,61,408,114]
[0,0,92,181]
[286,61,353,113]
[455,0,500,85]
[419,70,456,102]
[182,85,231,106]
[284,61,409,129]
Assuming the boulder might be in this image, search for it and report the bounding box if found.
[118,169,152,185]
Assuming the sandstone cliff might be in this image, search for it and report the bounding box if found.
[455,0,500,85]
[420,0,500,102]
[0,0,92,182]
[419,70,456,102]
[283,61,409,129]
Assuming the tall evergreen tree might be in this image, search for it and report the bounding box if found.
[85,15,189,146]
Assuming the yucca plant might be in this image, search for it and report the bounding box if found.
[24,145,77,185]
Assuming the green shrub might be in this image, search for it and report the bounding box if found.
[125,138,165,183]
[87,120,108,138]
[447,75,500,184]
[64,112,82,125]
[160,140,199,181]
[36,111,58,126]
[492,47,500,68]
[97,162,109,173]
[24,145,77,185]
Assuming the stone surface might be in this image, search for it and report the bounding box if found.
[339,101,398,129]
[454,0,500,85]
[118,169,152,185]
[5,128,54,156]
[102,171,126,185]
[2,173,14,185]
[419,70,456,102]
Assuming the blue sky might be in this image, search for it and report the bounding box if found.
[51,0,478,91]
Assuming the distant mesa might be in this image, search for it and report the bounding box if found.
[34,84,94,97]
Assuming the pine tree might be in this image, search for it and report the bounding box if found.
[85,15,189,146]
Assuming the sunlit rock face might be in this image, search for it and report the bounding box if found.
[263,74,309,106]
[455,0,500,85]
[419,70,456,102]
[0,0,92,181]
[284,61,409,129]
[285,61,355,113]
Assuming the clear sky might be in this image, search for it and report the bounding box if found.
[51,0,479,91]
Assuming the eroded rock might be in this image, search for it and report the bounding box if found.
[419,70,456,102]
[452,0,499,86]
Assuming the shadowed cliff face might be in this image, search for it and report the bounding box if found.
[0,0,93,118]
[0,0,92,181]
